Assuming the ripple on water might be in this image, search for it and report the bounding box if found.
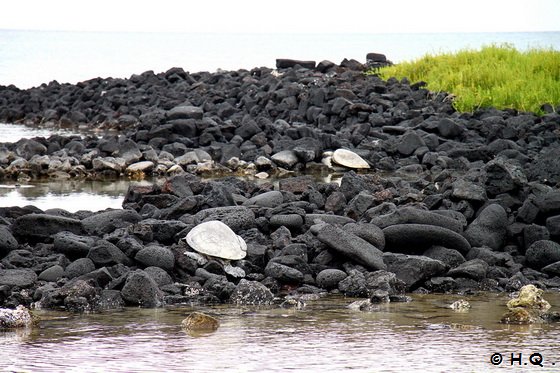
[2,282,560,371]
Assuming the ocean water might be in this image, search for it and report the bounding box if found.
[0,30,558,89]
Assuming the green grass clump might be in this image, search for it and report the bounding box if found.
[372,44,560,115]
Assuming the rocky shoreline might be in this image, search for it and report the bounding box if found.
[0,56,559,313]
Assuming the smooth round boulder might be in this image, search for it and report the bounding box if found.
[331,149,370,169]
[316,269,348,289]
[464,204,508,250]
[370,207,463,233]
[243,191,284,208]
[343,223,385,251]
[38,265,65,282]
[525,240,560,270]
[135,245,175,270]
[184,220,247,260]
[383,224,471,254]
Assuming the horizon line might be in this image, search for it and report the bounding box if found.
[1,28,559,35]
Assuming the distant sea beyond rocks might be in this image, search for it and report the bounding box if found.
[0,56,559,312]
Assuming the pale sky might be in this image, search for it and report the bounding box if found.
[2,0,559,33]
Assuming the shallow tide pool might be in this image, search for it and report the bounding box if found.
[0,122,86,143]
[0,180,132,212]
[2,294,560,372]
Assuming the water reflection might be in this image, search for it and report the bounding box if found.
[0,122,86,143]
[0,174,344,212]
[1,294,560,372]
[0,122,349,211]
[0,179,140,212]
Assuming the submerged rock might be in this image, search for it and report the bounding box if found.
[181,312,219,333]
[184,220,247,260]
[347,299,379,312]
[0,305,36,329]
[279,297,306,309]
[449,300,471,311]
[500,285,552,324]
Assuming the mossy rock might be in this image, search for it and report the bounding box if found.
[500,308,542,324]
[501,284,553,324]
[181,312,219,333]
[506,284,550,312]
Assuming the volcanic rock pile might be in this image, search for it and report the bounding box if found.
[0,56,559,311]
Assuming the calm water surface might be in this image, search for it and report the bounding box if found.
[0,179,131,212]
[2,293,560,372]
[0,122,85,143]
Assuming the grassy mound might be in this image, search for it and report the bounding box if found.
[372,44,560,115]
